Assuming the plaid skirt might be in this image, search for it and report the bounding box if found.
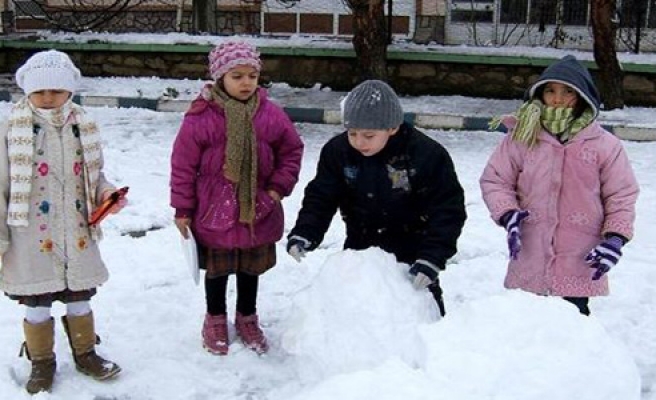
[202,243,276,279]
[6,288,96,307]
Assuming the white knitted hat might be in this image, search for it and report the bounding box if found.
[16,50,81,95]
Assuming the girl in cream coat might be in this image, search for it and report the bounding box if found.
[0,50,127,394]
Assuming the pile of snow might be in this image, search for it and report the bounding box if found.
[420,291,643,400]
[281,248,438,381]
[280,248,640,399]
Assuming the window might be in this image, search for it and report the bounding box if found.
[649,0,656,28]
[529,0,557,25]
[454,0,594,27]
[451,9,494,23]
[500,0,529,24]
[13,0,46,18]
[619,0,649,28]
[562,0,589,25]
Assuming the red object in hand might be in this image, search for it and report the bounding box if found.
[88,186,129,226]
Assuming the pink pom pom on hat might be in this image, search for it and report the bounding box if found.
[208,41,261,80]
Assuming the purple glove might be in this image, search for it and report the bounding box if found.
[500,210,530,260]
[585,236,624,280]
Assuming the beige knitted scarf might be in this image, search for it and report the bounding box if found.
[7,97,103,235]
[210,84,259,225]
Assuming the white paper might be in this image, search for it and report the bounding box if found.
[180,229,200,285]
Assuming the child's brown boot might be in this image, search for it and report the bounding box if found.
[20,318,56,394]
[61,312,121,380]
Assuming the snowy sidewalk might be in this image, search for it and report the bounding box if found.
[1,75,655,141]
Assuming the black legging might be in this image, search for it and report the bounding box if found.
[563,296,590,316]
[205,273,259,316]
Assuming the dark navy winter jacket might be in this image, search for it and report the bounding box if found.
[288,123,467,268]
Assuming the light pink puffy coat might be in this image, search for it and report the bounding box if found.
[480,116,639,297]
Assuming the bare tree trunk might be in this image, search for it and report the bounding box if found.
[590,0,624,110]
[192,0,217,34]
[346,0,388,81]
[387,0,393,45]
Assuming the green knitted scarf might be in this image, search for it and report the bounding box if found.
[491,100,595,147]
[542,106,595,143]
[210,84,260,225]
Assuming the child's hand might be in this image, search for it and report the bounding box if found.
[100,189,128,214]
[267,190,281,202]
[175,217,191,239]
[286,235,315,262]
[408,260,440,290]
[89,187,129,226]
[500,209,530,260]
[585,235,624,280]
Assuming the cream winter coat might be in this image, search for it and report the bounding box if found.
[0,113,114,296]
[480,116,639,297]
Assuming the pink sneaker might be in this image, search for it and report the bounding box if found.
[202,313,229,355]
[235,312,269,354]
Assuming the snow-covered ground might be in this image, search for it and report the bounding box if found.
[0,100,653,399]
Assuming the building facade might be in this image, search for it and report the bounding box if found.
[1,0,655,52]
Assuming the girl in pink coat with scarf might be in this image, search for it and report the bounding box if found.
[170,41,303,355]
[480,55,639,315]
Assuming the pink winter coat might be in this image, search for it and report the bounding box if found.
[480,116,639,297]
[170,87,303,249]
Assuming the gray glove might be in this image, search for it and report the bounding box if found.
[286,235,315,262]
[408,259,441,290]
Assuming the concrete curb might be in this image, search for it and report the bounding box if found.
[3,91,655,141]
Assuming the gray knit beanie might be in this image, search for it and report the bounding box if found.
[342,80,404,130]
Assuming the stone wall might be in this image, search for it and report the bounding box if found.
[2,47,655,106]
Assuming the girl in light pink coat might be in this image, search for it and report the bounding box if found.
[480,55,639,315]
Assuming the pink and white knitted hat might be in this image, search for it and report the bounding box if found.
[208,41,261,80]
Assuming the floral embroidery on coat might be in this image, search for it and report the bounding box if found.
[37,163,49,176]
[40,239,53,253]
